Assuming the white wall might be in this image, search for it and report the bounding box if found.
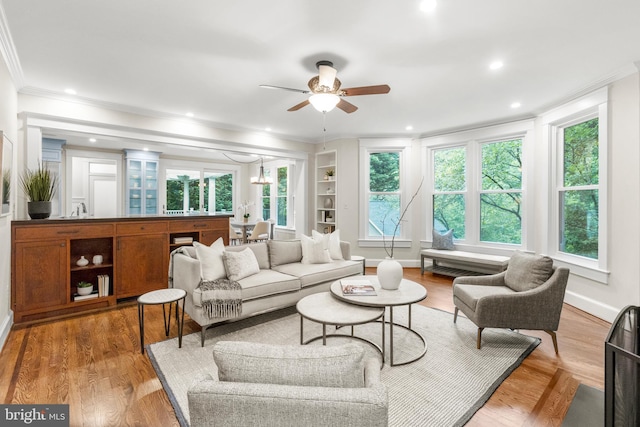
[0,54,17,350]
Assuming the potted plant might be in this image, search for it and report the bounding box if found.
[19,162,58,219]
[76,281,94,296]
[324,168,335,180]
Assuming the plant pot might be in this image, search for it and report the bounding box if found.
[377,258,403,290]
[243,217,248,223]
[77,285,94,296]
[27,201,52,219]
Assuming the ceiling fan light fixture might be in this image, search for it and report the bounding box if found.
[318,64,337,90]
[309,93,340,112]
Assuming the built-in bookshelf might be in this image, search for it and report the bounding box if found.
[315,150,337,234]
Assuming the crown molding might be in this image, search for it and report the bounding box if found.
[0,2,24,89]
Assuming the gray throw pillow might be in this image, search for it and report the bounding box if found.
[268,240,303,267]
[213,341,365,388]
[504,251,554,292]
[222,248,260,281]
[432,229,455,250]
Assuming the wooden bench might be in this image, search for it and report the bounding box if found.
[420,249,509,277]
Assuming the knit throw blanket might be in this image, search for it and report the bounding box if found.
[197,278,243,319]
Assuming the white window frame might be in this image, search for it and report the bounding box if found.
[542,88,608,282]
[421,120,534,254]
[260,160,295,228]
[358,138,412,248]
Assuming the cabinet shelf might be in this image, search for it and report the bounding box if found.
[70,263,114,272]
[315,150,338,234]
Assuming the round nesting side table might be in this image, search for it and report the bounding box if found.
[137,288,187,354]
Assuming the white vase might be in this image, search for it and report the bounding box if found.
[76,256,89,267]
[377,257,403,290]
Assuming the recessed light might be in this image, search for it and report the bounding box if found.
[489,61,504,71]
[419,0,437,13]
[186,112,194,117]
[89,138,97,143]
[265,127,272,132]
[64,88,77,95]
[143,147,149,152]
[511,102,521,109]
[405,125,413,131]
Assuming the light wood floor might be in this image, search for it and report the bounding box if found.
[0,268,610,426]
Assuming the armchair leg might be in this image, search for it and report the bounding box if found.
[545,330,559,354]
[201,326,206,347]
[454,307,459,323]
[477,328,484,349]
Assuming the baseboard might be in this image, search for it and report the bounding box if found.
[564,290,619,323]
[0,310,13,352]
[365,259,421,268]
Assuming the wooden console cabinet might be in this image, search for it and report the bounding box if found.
[11,215,230,323]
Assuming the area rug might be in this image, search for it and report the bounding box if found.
[147,305,540,427]
[562,384,604,427]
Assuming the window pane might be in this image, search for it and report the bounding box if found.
[166,169,199,214]
[564,118,598,187]
[203,172,232,213]
[560,189,598,259]
[368,194,400,237]
[480,193,522,244]
[433,194,465,239]
[482,139,522,190]
[369,152,399,192]
[277,167,287,226]
[434,147,465,191]
[261,171,271,220]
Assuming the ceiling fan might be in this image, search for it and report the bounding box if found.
[260,60,390,114]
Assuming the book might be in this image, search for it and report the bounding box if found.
[74,291,99,301]
[173,236,194,244]
[341,280,377,296]
[97,274,110,297]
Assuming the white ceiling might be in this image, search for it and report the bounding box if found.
[2,0,640,145]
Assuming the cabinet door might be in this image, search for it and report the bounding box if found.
[14,240,67,312]
[116,234,168,298]
[200,230,228,246]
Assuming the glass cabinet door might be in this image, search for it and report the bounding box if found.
[144,161,158,214]
[128,160,143,215]
[125,151,159,215]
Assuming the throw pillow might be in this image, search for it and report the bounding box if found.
[301,234,331,264]
[193,239,226,281]
[312,229,343,260]
[225,242,270,269]
[213,341,365,388]
[432,229,455,250]
[268,240,303,267]
[223,248,260,281]
[504,251,554,292]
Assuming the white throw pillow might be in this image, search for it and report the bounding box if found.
[301,234,331,264]
[312,229,343,260]
[193,239,226,281]
[223,248,260,281]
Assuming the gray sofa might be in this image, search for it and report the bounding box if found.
[172,239,362,345]
[188,341,388,427]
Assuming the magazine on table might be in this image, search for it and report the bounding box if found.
[341,279,377,296]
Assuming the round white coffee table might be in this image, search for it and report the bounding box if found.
[296,292,385,362]
[330,276,427,366]
[137,288,187,354]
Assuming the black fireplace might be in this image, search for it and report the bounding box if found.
[605,305,640,426]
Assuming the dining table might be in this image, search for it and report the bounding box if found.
[230,220,256,243]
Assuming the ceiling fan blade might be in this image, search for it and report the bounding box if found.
[336,99,358,114]
[341,85,391,96]
[260,84,310,94]
[287,99,310,111]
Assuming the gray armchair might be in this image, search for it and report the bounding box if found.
[452,251,569,352]
[188,341,388,427]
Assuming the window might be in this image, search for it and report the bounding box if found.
[480,139,522,244]
[559,118,599,259]
[259,162,294,228]
[260,169,271,220]
[432,146,466,239]
[368,151,401,237]
[276,166,288,226]
[424,120,533,249]
[165,168,235,215]
[359,139,412,246]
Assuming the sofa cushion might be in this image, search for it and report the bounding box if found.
[301,234,331,264]
[504,251,554,292]
[273,260,362,288]
[213,341,365,388]
[192,269,300,306]
[268,240,303,267]
[225,242,270,270]
[312,229,344,260]
[223,248,260,281]
[193,239,226,281]
[454,284,515,311]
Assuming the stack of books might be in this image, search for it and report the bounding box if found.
[97,274,110,297]
[174,236,194,245]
